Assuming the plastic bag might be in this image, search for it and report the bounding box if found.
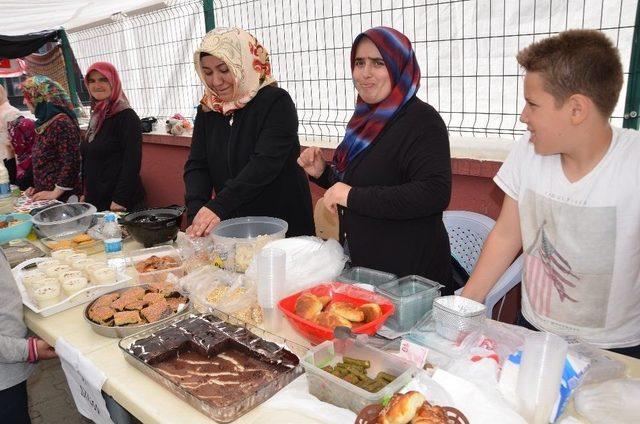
[574,379,640,423]
[176,233,214,273]
[191,268,263,325]
[245,236,347,296]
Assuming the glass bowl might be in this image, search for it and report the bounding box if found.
[32,202,97,239]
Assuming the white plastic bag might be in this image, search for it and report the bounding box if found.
[574,379,640,423]
[245,236,347,296]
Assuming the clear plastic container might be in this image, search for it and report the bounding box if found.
[211,216,288,273]
[31,202,97,239]
[337,266,397,287]
[375,275,443,333]
[127,245,185,284]
[303,337,416,413]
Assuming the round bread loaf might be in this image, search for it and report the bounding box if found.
[378,391,426,424]
[295,293,323,320]
[327,301,364,322]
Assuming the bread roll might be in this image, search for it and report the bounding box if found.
[318,295,331,307]
[378,391,426,424]
[314,311,352,330]
[359,303,382,323]
[295,293,323,320]
[411,404,448,424]
[327,301,364,322]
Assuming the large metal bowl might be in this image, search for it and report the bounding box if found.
[32,202,97,239]
[83,284,191,338]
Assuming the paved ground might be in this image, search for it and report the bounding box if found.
[28,358,92,424]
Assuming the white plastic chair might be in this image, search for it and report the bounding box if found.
[443,210,524,319]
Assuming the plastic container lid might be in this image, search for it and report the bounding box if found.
[337,266,397,287]
[376,275,442,300]
[376,275,443,333]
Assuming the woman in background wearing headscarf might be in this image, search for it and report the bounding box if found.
[0,85,21,163]
[6,116,36,191]
[184,27,314,237]
[82,62,145,212]
[21,76,81,201]
[298,27,454,293]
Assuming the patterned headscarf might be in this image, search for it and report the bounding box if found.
[7,116,36,179]
[194,27,276,115]
[84,62,132,143]
[21,75,76,132]
[332,27,421,179]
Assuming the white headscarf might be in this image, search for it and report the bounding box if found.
[194,27,277,115]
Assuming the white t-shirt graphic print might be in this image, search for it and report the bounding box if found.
[495,127,640,348]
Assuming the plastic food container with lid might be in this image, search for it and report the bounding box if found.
[432,295,486,341]
[127,245,185,284]
[31,202,96,239]
[337,266,397,288]
[375,275,443,333]
[211,216,287,273]
[302,337,416,413]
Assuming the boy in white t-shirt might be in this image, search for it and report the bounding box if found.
[462,29,640,357]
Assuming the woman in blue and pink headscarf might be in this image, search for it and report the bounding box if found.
[299,27,454,293]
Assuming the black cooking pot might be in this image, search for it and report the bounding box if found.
[119,205,185,247]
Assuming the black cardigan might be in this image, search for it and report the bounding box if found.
[80,108,146,211]
[184,86,314,237]
[313,96,454,293]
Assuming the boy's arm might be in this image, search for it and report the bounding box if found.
[461,194,523,303]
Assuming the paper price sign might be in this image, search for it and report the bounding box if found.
[56,338,114,424]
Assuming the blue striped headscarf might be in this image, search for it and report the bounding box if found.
[332,27,421,179]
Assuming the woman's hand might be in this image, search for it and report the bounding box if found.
[32,187,64,201]
[323,182,352,214]
[24,187,35,197]
[36,339,57,360]
[110,201,127,212]
[297,147,326,178]
[186,206,220,237]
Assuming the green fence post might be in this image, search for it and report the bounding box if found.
[58,29,82,115]
[203,0,215,32]
[623,4,640,130]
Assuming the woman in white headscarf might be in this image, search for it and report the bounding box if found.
[184,27,314,237]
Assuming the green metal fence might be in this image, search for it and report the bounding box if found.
[66,0,639,144]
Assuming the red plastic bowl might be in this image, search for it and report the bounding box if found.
[278,281,395,345]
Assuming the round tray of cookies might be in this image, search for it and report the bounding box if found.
[84,283,190,338]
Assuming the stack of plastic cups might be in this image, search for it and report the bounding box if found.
[516,331,568,424]
[257,247,286,331]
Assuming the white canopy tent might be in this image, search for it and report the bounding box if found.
[0,0,166,35]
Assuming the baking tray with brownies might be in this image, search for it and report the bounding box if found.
[119,311,307,422]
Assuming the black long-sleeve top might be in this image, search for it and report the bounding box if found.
[313,96,454,293]
[80,108,146,211]
[183,86,314,237]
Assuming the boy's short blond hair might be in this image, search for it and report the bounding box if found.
[517,29,623,118]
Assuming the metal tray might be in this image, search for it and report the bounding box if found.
[118,311,307,423]
[13,257,133,318]
[1,239,46,267]
[83,284,191,338]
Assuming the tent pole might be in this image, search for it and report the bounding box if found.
[203,0,215,32]
[58,29,81,114]
[624,4,640,129]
